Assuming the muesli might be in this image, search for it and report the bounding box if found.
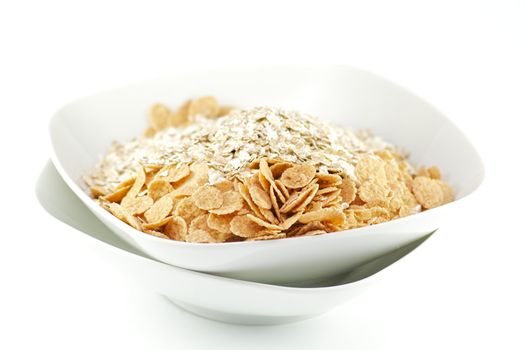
[85,96,453,242]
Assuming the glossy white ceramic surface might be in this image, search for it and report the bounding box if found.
[49,65,484,284]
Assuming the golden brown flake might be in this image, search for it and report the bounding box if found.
[399,205,413,217]
[237,182,264,219]
[149,103,170,130]
[165,216,188,241]
[412,176,446,209]
[355,156,386,183]
[207,213,234,234]
[143,127,157,138]
[115,177,135,190]
[427,166,442,180]
[246,214,283,231]
[192,185,223,210]
[280,184,318,213]
[213,180,234,192]
[299,207,346,225]
[186,229,217,243]
[358,180,390,203]
[258,172,271,192]
[229,215,267,238]
[168,100,191,127]
[108,203,142,231]
[274,179,290,200]
[147,180,173,201]
[172,163,209,197]
[209,190,244,215]
[208,229,235,243]
[121,167,146,205]
[340,177,357,204]
[353,206,390,223]
[167,112,187,128]
[260,208,279,224]
[102,185,131,203]
[294,221,326,236]
[143,216,173,230]
[319,189,342,207]
[218,105,234,117]
[292,184,319,213]
[280,164,316,189]
[269,186,283,221]
[188,213,232,242]
[270,162,294,178]
[188,96,220,118]
[122,196,154,215]
[315,173,343,187]
[90,186,107,198]
[302,229,326,236]
[249,186,272,210]
[162,163,190,183]
[439,181,454,203]
[316,186,339,196]
[144,196,173,223]
[189,214,210,233]
[280,210,304,230]
[174,197,205,224]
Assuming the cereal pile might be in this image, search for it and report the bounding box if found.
[86,96,454,243]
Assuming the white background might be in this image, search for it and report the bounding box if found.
[1,0,526,349]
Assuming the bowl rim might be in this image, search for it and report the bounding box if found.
[49,64,486,249]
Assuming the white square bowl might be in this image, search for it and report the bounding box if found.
[49,65,484,285]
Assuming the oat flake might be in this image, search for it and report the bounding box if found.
[86,107,393,192]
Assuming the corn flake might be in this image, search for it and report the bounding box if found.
[280,184,318,213]
[209,190,244,215]
[192,185,223,210]
[144,196,173,223]
[186,229,217,243]
[229,215,267,238]
[143,216,173,230]
[102,185,131,203]
[280,164,316,189]
[149,103,170,130]
[270,162,294,178]
[207,213,235,234]
[121,167,146,205]
[249,185,272,210]
[246,214,283,231]
[165,216,188,241]
[299,207,346,225]
[358,180,390,203]
[108,203,142,231]
[148,180,173,201]
[274,179,290,200]
[188,96,220,118]
[174,197,205,224]
[315,173,343,187]
[122,195,154,215]
[412,176,446,209]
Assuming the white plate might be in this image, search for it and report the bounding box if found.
[36,161,433,325]
[49,65,484,284]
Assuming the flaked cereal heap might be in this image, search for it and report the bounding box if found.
[86,97,454,242]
